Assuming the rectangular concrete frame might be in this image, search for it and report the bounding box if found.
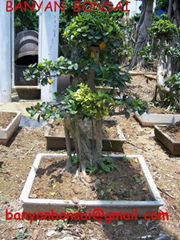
[135,112,180,127]
[45,120,126,152]
[154,125,180,156]
[0,111,21,145]
[20,153,164,215]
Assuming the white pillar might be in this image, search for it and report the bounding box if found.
[39,0,60,102]
[0,0,13,102]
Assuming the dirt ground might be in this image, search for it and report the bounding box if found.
[30,156,151,201]
[0,112,17,129]
[0,75,179,240]
[160,123,180,141]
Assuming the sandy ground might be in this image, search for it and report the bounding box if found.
[0,75,179,240]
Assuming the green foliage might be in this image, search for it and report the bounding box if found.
[70,155,80,164]
[98,157,116,173]
[63,11,124,50]
[121,155,129,162]
[54,220,64,231]
[139,45,157,62]
[164,73,180,111]
[149,18,179,41]
[24,7,147,126]
[166,45,180,58]
[15,229,31,240]
[119,95,148,118]
[26,83,148,122]
[26,102,63,121]
[96,65,131,89]
[86,157,116,174]
[23,56,78,85]
[86,165,98,174]
[59,0,78,36]
[134,176,144,184]
[26,83,117,121]
[65,207,78,213]
[155,0,168,11]
[62,11,127,80]
[14,0,38,34]
[59,0,124,57]
[98,181,115,199]
[62,83,116,119]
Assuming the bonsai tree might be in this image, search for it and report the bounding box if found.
[130,0,154,68]
[148,16,179,102]
[164,72,180,111]
[24,12,147,181]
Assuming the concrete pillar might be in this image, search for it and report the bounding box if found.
[0,0,13,102]
[38,0,60,102]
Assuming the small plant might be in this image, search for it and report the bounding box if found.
[65,207,86,214]
[86,165,98,175]
[98,181,115,199]
[54,220,64,231]
[139,45,156,62]
[134,176,144,185]
[121,155,129,163]
[98,157,116,173]
[96,65,131,90]
[149,18,179,41]
[86,157,116,174]
[66,207,78,213]
[166,45,180,58]
[15,229,31,240]
[70,155,80,165]
[63,11,124,50]
[118,95,148,118]
[164,73,180,111]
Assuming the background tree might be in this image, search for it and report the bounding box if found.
[14,0,38,34]
[168,0,180,74]
[149,16,179,104]
[130,0,154,69]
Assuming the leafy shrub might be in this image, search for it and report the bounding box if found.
[139,45,156,62]
[63,11,124,50]
[14,0,38,34]
[149,18,179,41]
[166,45,180,58]
[164,73,180,110]
[61,83,116,119]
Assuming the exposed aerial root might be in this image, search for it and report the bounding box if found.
[81,162,87,177]
[60,157,72,174]
[72,167,81,183]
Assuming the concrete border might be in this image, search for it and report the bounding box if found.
[135,112,180,127]
[20,153,163,215]
[154,125,180,155]
[0,111,21,144]
[45,120,126,152]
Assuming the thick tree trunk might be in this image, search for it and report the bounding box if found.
[93,119,103,164]
[64,115,103,173]
[168,0,180,73]
[168,0,180,27]
[87,46,100,92]
[154,53,170,101]
[131,0,154,69]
